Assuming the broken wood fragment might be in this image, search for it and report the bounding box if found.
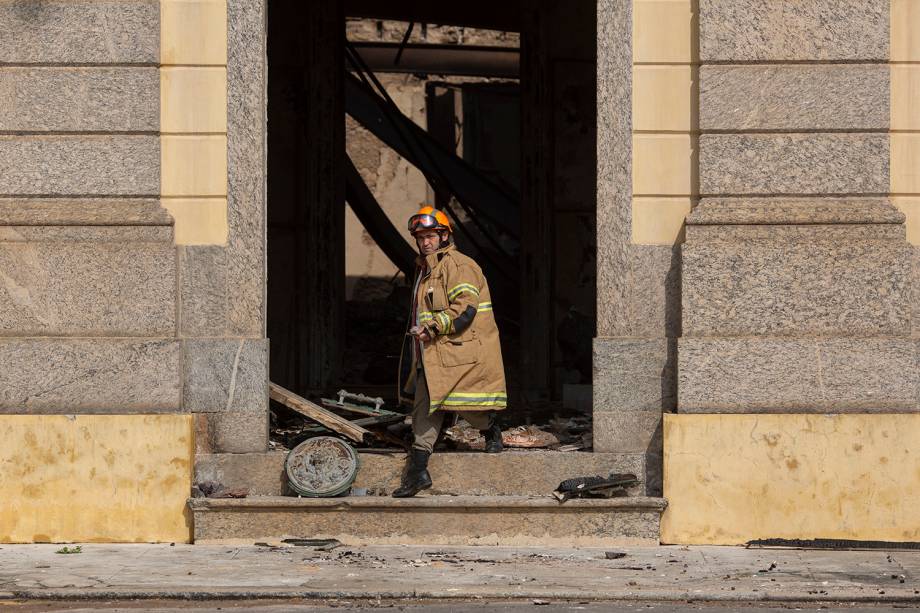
[269,382,371,444]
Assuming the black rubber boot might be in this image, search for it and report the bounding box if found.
[483,416,503,454]
[392,449,433,497]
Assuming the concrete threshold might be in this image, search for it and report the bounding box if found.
[190,495,666,546]
[190,495,667,510]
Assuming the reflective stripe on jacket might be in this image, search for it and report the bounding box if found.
[398,244,507,413]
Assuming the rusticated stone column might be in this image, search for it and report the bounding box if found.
[680,0,914,413]
[594,0,677,495]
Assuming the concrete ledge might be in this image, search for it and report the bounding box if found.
[191,495,667,511]
[191,495,666,546]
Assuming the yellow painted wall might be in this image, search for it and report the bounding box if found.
[892,0,920,245]
[160,0,229,245]
[631,0,697,245]
[662,413,920,545]
[0,415,194,543]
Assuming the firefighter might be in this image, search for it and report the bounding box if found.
[393,206,507,498]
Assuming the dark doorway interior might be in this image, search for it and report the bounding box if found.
[266,1,597,448]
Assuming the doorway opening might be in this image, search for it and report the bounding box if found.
[266,1,598,452]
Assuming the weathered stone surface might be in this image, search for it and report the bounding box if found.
[179,1,265,339]
[201,410,268,454]
[0,225,173,242]
[595,0,632,337]
[0,198,171,226]
[700,65,889,131]
[183,339,268,413]
[0,0,158,64]
[688,198,904,226]
[0,239,175,336]
[678,338,917,412]
[621,245,682,338]
[179,246,264,337]
[222,0,267,336]
[0,68,158,132]
[0,136,159,196]
[0,339,180,412]
[914,247,920,338]
[699,134,888,195]
[593,410,663,456]
[195,451,650,497]
[682,241,910,337]
[191,496,665,546]
[594,337,674,412]
[699,0,888,62]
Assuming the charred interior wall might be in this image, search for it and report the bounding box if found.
[267,1,345,393]
[521,1,598,397]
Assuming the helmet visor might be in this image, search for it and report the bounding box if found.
[408,213,441,233]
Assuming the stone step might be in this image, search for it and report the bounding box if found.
[195,450,655,497]
[189,495,667,546]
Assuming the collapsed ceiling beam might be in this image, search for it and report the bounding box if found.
[344,0,522,32]
[350,43,519,78]
[345,71,520,238]
[344,155,417,277]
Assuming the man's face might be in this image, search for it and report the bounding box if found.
[414,229,443,255]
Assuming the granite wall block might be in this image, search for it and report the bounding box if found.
[914,247,920,338]
[0,136,159,196]
[595,0,632,337]
[699,134,888,195]
[0,68,158,132]
[0,0,158,64]
[594,337,674,413]
[0,236,176,336]
[593,410,662,457]
[678,338,917,412]
[682,241,910,336]
[178,245,265,338]
[699,65,889,131]
[0,339,181,412]
[183,339,268,413]
[199,410,268,454]
[224,0,268,337]
[699,0,888,62]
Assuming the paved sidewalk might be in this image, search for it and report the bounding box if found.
[0,544,918,603]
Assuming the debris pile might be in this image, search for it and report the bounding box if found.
[552,473,640,502]
[444,415,591,451]
[192,481,249,499]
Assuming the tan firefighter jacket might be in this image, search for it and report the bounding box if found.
[398,244,507,414]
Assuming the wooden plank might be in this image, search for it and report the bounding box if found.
[269,382,370,444]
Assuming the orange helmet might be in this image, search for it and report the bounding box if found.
[407,205,452,235]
